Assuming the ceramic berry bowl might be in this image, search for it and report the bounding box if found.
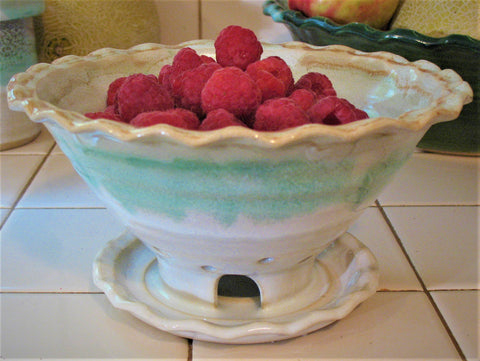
[8,40,472,343]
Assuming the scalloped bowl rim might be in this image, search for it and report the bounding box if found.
[263,0,480,50]
[7,40,473,149]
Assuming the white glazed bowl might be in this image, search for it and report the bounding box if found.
[7,40,472,341]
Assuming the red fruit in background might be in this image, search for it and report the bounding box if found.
[214,25,263,70]
[201,66,262,119]
[130,108,200,129]
[294,72,337,99]
[253,98,310,131]
[114,73,174,122]
[199,108,247,130]
[288,0,400,29]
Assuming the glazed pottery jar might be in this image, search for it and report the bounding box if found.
[0,0,44,150]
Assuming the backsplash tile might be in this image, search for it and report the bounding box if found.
[200,0,292,42]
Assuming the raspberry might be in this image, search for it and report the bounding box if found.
[159,47,203,91]
[170,62,222,116]
[246,56,294,97]
[130,108,200,129]
[200,55,216,64]
[106,77,127,106]
[353,108,369,120]
[307,96,356,125]
[338,98,369,120]
[246,67,285,102]
[214,25,263,70]
[85,105,123,122]
[172,47,203,72]
[288,89,317,112]
[158,64,173,88]
[201,66,262,119]
[115,73,174,122]
[199,109,247,130]
[295,72,337,99]
[253,98,310,131]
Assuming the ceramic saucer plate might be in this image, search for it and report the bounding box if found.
[93,232,379,344]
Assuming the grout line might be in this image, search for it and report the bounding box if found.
[198,0,202,39]
[378,203,480,208]
[188,338,193,361]
[0,142,56,230]
[375,200,468,361]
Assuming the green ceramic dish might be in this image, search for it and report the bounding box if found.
[263,0,480,155]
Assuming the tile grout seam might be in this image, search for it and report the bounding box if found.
[375,199,468,361]
[198,0,202,40]
[377,203,480,208]
[0,142,57,230]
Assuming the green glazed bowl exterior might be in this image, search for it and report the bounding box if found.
[263,0,480,155]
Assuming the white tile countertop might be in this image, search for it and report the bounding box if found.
[1,126,479,360]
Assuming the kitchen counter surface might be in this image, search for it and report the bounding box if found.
[1,127,479,360]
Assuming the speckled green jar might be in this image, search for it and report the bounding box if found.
[1,0,44,150]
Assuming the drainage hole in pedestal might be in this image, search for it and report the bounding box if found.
[217,274,260,298]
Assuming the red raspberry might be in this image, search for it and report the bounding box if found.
[338,98,369,120]
[130,108,200,129]
[214,25,263,70]
[115,73,174,122]
[158,64,173,88]
[199,109,247,130]
[201,66,262,119]
[85,105,123,122]
[170,62,222,116]
[295,72,337,99]
[307,96,357,125]
[159,47,204,91]
[106,77,127,106]
[288,88,317,112]
[246,68,285,102]
[246,56,294,98]
[200,55,216,64]
[253,98,310,131]
[353,108,369,120]
[172,47,203,72]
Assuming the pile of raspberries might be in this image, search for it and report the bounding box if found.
[85,25,368,131]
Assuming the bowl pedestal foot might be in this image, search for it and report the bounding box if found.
[155,255,329,310]
[93,232,379,343]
